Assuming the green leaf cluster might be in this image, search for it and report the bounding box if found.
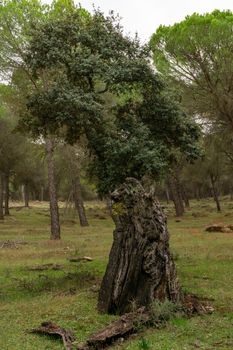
[21,8,201,194]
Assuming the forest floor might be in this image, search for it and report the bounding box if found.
[0,198,232,350]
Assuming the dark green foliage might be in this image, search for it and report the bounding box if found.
[150,10,233,131]
[24,8,200,194]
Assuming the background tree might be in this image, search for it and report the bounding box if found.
[0,105,26,214]
[0,0,78,239]
[58,144,89,226]
[150,10,233,159]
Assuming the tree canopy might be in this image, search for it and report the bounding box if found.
[150,10,233,130]
[23,9,200,194]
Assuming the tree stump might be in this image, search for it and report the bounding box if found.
[98,178,181,315]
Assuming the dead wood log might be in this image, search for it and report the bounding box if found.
[0,240,28,249]
[77,307,151,350]
[77,295,214,350]
[68,256,93,263]
[30,295,213,350]
[205,224,233,233]
[182,294,214,316]
[27,263,63,271]
[30,321,76,350]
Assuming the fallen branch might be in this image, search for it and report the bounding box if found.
[182,294,214,316]
[205,224,233,233]
[0,240,28,249]
[77,307,150,350]
[30,321,76,350]
[68,256,93,263]
[77,295,214,350]
[27,263,63,271]
[30,295,214,350]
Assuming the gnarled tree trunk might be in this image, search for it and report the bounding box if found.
[45,138,61,240]
[98,178,180,315]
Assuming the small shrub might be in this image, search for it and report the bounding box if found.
[138,338,151,350]
[150,299,183,324]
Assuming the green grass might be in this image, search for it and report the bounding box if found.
[0,199,233,349]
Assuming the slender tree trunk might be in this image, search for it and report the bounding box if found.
[73,171,89,227]
[24,182,29,208]
[40,186,44,202]
[181,185,190,208]
[165,188,170,204]
[210,174,221,212]
[0,173,4,220]
[21,185,25,204]
[45,138,61,240]
[4,173,10,215]
[168,175,184,216]
[229,185,233,200]
[98,179,181,315]
[196,187,200,201]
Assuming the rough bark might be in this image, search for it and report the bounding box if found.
[45,138,61,240]
[98,178,180,315]
[168,175,184,217]
[210,174,221,212]
[4,173,10,215]
[0,173,4,220]
[73,170,89,227]
[24,182,30,208]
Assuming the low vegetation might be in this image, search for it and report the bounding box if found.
[0,199,232,349]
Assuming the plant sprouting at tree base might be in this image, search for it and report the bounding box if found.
[98,178,181,315]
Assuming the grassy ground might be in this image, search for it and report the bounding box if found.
[0,199,232,350]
